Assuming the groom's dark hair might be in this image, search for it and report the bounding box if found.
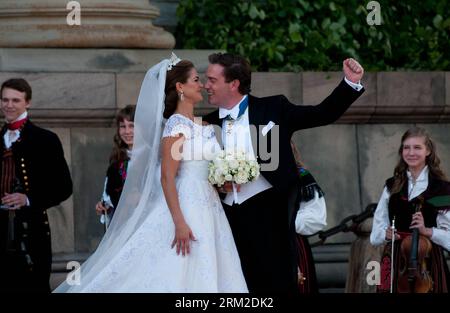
[208,53,251,95]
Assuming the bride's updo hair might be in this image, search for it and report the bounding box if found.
[164,60,194,118]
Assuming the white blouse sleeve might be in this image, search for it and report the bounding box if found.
[370,186,391,246]
[99,177,113,225]
[431,210,450,251]
[101,177,114,208]
[295,190,327,235]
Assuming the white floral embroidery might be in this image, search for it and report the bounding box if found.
[163,114,220,162]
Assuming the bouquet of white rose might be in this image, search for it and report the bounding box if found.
[208,150,260,187]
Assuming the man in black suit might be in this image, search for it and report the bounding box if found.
[204,53,364,293]
[0,78,73,292]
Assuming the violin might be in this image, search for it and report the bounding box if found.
[397,203,433,293]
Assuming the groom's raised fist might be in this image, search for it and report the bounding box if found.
[343,58,364,84]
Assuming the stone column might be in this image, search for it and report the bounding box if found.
[0,0,175,48]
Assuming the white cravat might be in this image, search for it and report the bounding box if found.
[4,111,28,149]
[5,129,21,149]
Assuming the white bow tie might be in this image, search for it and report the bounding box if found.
[219,107,239,120]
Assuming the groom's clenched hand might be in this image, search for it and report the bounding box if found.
[343,58,364,83]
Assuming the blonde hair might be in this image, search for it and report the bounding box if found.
[390,127,448,194]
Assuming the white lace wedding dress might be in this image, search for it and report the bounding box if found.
[78,114,248,293]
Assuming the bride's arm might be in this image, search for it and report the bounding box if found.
[161,135,196,256]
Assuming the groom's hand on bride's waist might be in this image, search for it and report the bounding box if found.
[217,182,241,193]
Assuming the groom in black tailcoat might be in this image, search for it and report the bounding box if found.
[204,53,364,294]
[0,78,73,292]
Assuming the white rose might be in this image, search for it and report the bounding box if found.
[229,159,239,170]
[214,173,225,186]
[222,168,230,176]
[217,163,228,173]
[235,171,249,184]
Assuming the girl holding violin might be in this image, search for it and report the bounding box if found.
[370,127,450,293]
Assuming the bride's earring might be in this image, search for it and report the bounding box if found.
[179,91,185,102]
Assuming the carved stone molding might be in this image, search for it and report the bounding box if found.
[0,0,175,48]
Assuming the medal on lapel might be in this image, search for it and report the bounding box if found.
[226,120,233,135]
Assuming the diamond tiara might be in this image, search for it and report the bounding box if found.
[167,52,181,71]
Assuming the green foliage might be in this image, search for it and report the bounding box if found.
[176,0,450,71]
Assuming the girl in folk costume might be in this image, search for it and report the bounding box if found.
[95,105,135,226]
[291,141,327,293]
[370,127,450,293]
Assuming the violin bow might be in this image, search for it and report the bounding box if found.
[390,215,396,293]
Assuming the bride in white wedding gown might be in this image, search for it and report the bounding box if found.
[54,55,248,293]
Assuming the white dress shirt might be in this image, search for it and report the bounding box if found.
[344,77,363,92]
[220,95,273,205]
[370,166,450,251]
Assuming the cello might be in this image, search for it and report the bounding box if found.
[397,202,433,293]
